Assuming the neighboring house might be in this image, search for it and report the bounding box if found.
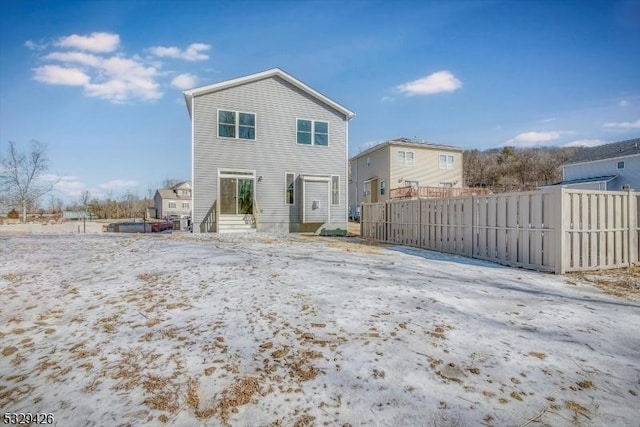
[549,138,640,190]
[154,182,192,219]
[183,68,355,233]
[348,138,464,216]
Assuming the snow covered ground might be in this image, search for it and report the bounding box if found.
[0,232,638,426]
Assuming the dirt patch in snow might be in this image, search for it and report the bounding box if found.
[568,265,640,300]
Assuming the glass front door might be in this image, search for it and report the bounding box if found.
[220,177,254,215]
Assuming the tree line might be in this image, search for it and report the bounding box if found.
[463,146,580,192]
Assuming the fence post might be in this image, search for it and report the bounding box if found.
[360,202,364,237]
[463,195,474,258]
[554,187,567,274]
[628,189,636,267]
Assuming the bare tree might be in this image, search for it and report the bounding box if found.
[0,141,59,222]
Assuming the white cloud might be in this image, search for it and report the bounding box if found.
[505,131,572,147]
[37,174,87,198]
[603,119,640,129]
[84,56,161,102]
[171,73,197,89]
[25,40,47,50]
[380,96,395,103]
[44,51,102,67]
[37,49,162,102]
[540,117,557,123]
[563,139,607,148]
[55,32,120,53]
[396,71,462,96]
[33,65,90,86]
[30,32,211,103]
[99,179,138,190]
[149,43,211,61]
[619,100,630,107]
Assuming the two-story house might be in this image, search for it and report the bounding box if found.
[183,68,355,233]
[154,181,192,219]
[348,138,464,217]
[550,137,640,190]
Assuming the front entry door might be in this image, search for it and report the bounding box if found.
[220,177,254,215]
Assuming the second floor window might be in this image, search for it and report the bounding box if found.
[397,151,415,166]
[297,119,329,146]
[439,154,454,169]
[168,202,176,208]
[218,110,256,140]
[182,202,189,209]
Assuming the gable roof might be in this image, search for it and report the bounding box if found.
[351,137,464,161]
[155,188,191,201]
[183,68,355,120]
[565,137,640,165]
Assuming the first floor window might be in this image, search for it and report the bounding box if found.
[439,154,454,169]
[218,110,256,140]
[297,119,329,146]
[617,161,625,169]
[331,175,339,205]
[168,202,176,208]
[285,173,295,205]
[440,182,454,188]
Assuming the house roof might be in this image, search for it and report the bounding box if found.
[546,174,618,187]
[351,137,464,161]
[564,137,640,165]
[155,188,191,201]
[183,68,355,120]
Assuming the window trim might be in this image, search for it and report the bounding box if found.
[331,175,340,206]
[285,172,295,205]
[296,118,330,147]
[217,109,257,141]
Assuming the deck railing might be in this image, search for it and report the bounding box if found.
[389,185,492,200]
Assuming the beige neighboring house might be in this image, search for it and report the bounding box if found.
[348,138,464,217]
[154,182,192,219]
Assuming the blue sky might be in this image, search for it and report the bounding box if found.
[1,0,639,202]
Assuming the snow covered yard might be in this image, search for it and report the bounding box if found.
[0,233,638,427]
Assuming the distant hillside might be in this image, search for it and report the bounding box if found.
[464,146,583,192]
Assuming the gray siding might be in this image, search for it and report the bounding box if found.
[563,154,640,191]
[192,76,348,232]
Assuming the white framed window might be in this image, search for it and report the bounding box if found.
[285,173,295,205]
[439,182,454,188]
[405,180,419,189]
[366,157,371,167]
[218,109,256,140]
[331,175,339,205]
[397,150,415,166]
[182,202,189,209]
[297,119,329,146]
[439,154,454,169]
[179,189,190,196]
[380,181,386,195]
[168,202,176,208]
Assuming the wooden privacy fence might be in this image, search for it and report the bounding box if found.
[361,187,640,273]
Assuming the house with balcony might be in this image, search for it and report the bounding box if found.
[348,138,466,217]
[183,68,355,233]
[153,181,192,219]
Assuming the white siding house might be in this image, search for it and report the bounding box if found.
[183,68,355,233]
[551,138,640,190]
[154,182,192,219]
